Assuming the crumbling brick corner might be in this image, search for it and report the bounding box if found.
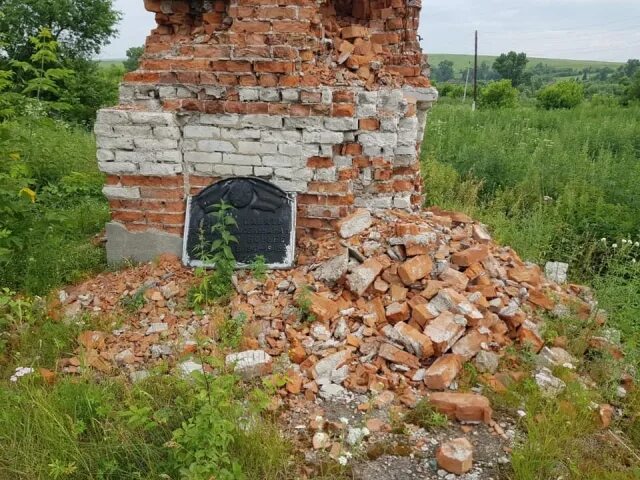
[95,0,438,263]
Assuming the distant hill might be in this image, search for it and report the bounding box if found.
[428,53,623,73]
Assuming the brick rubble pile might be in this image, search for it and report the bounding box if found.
[57,208,603,420]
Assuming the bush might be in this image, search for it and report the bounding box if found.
[537,80,584,109]
[479,80,518,109]
[623,71,640,105]
[437,83,466,99]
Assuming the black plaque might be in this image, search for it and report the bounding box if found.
[183,177,296,268]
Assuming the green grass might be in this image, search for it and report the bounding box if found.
[0,118,109,294]
[422,100,640,270]
[429,53,623,72]
[98,59,125,69]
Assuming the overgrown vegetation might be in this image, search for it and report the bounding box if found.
[0,119,108,294]
[423,97,640,478]
[0,369,294,479]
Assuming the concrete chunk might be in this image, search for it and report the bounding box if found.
[336,209,372,239]
[226,350,273,380]
[346,258,383,296]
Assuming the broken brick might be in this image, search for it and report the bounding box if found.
[425,354,463,390]
[397,255,433,285]
[429,392,493,424]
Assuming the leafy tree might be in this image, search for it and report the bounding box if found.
[622,71,640,105]
[596,67,613,82]
[493,51,530,87]
[0,0,122,61]
[537,80,584,109]
[432,60,455,83]
[59,60,123,126]
[123,46,144,72]
[621,59,640,79]
[477,61,499,81]
[479,80,519,109]
[11,29,74,114]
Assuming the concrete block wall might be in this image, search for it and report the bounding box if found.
[97,85,437,237]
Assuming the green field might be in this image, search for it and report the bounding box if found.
[429,53,623,72]
[98,59,124,68]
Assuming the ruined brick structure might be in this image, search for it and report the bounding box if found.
[96,0,437,263]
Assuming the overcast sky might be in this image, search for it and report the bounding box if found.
[101,0,640,62]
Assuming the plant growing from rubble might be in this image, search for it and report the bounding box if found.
[403,399,449,431]
[294,285,316,324]
[218,312,247,350]
[190,201,238,307]
[249,255,268,282]
[120,289,146,313]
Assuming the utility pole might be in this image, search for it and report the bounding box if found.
[472,30,478,111]
[463,64,471,101]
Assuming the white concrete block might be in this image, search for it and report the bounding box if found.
[200,114,240,127]
[98,162,137,174]
[184,151,223,163]
[114,125,152,137]
[97,109,130,125]
[220,127,261,139]
[139,163,183,176]
[278,143,302,156]
[324,117,358,131]
[97,149,115,162]
[184,125,220,139]
[156,150,183,163]
[129,111,176,126]
[259,88,280,102]
[97,137,134,150]
[261,130,302,143]
[238,141,277,155]
[134,138,179,150]
[254,167,273,177]
[281,89,300,102]
[302,130,344,144]
[239,88,260,102]
[198,139,236,153]
[223,153,262,166]
[262,155,295,168]
[284,117,323,130]
[232,166,254,176]
[240,115,283,129]
[154,126,181,140]
[102,186,140,200]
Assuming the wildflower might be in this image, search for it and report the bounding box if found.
[600,238,607,243]
[622,239,627,244]
[635,242,640,248]
[338,456,349,466]
[612,243,618,249]
[633,259,637,264]
[10,367,35,383]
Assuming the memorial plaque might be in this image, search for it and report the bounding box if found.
[183,177,296,268]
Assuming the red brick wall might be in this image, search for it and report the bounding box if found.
[132,0,430,96]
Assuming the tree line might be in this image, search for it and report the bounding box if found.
[432,51,640,106]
